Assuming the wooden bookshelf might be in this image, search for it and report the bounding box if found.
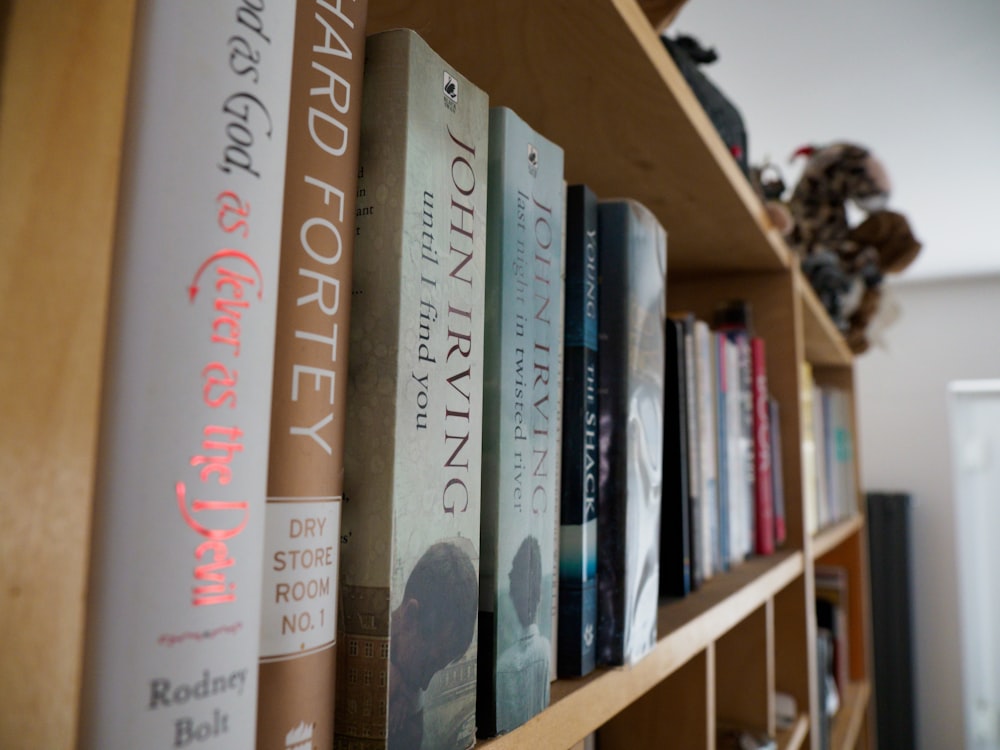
[778,715,811,750]
[1,0,875,748]
[830,681,872,750]
[477,554,802,748]
[813,515,865,560]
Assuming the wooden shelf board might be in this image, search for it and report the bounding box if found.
[638,0,689,31]
[812,515,864,560]
[477,552,803,748]
[798,269,853,367]
[776,714,810,750]
[830,680,871,750]
[367,0,790,276]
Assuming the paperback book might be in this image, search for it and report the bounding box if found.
[257,2,368,747]
[335,29,488,750]
[78,3,296,747]
[595,198,666,667]
[557,183,599,678]
[478,106,564,736]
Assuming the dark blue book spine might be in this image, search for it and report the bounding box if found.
[558,184,599,677]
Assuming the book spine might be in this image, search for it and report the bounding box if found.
[549,182,568,684]
[681,316,702,589]
[714,332,731,571]
[750,336,775,556]
[719,327,754,560]
[557,184,599,678]
[596,200,666,667]
[529,142,562,695]
[693,320,719,579]
[257,2,367,748]
[478,107,563,737]
[78,3,295,747]
[800,362,819,536]
[769,395,787,545]
[724,337,746,564]
[661,317,692,597]
[336,29,487,750]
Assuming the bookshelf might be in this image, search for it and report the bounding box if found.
[0,0,874,748]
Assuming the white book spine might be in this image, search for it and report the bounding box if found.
[79,3,295,746]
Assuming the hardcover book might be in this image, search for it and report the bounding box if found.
[750,336,775,556]
[78,3,296,747]
[335,29,488,750]
[258,2,368,747]
[557,183,599,678]
[661,315,692,597]
[595,198,666,667]
[478,106,564,736]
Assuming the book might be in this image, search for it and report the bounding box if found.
[816,629,836,750]
[815,565,850,694]
[557,184,599,679]
[750,336,775,556]
[693,319,720,579]
[826,388,857,522]
[661,315,692,597]
[800,362,819,536]
[768,395,787,546]
[77,3,296,747]
[550,181,568,683]
[714,300,755,561]
[257,2,368,747]
[679,314,703,589]
[713,331,733,570]
[335,29,488,750]
[595,198,666,667]
[477,106,564,737]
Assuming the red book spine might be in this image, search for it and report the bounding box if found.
[751,337,775,555]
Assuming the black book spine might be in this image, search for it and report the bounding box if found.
[557,184,600,677]
[661,317,692,597]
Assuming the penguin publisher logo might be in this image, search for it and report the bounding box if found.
[443,71,458,111]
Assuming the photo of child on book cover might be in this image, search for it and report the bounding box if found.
[495,534,552,729]
[389,539,478,750]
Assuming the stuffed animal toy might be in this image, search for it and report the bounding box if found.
[786,142,891,259]
[780,142,921,353]
[841,209,922,353]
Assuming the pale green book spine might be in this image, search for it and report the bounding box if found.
[479,106,564,737]
[337,29,488,750]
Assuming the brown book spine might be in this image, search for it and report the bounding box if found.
[257,1,368,748]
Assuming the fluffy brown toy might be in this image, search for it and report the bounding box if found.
[786,142,891,258]
[841,209,922,353]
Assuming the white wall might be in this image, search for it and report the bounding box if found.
[855,274,1000,750]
